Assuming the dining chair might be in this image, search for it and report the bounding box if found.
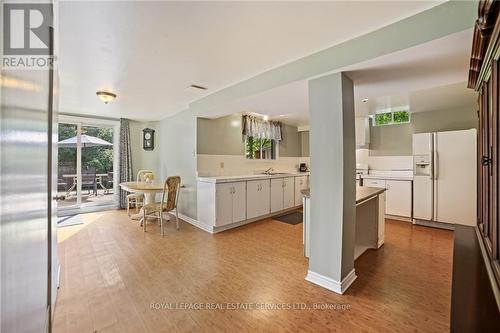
[141,176,181,235]
[126,169,153,216]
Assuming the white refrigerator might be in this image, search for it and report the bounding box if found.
[412,129,477,227]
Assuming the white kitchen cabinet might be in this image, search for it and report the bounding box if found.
[271,178,284,213]
[271,177,295,213]
[247,179,270,219]
[283,177,295,209]
[385,180,412,217]
[231,182,247,223]
[294,175,309,206]
[215,183,233,226]
[215,182,246,227]
[355,117,370,147]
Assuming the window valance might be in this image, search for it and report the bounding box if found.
[242,115,282,141]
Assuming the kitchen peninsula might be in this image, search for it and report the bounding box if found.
[197,172,310,233]
[302,186,386,259]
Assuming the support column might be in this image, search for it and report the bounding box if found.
[306,72,357,294]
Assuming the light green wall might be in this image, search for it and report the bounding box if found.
[159,109,198,220]
[369,106,478,156]
[197,114,302,157]
[197,114,244,155]
[300,131,310,157]
[129,120,160,178]
[280,123,301,157]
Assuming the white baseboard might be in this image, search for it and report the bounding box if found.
[186,206,302,234]
[377,239,385,248]
[176,211,214,234]
[385,214,412,222]
[305,269,357,294]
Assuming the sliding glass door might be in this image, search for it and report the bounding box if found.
[57,116,119,215]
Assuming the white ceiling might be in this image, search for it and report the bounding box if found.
[58,0,444,120]
[203,29,475,126]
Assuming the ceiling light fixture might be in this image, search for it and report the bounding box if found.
[96,90,117,104]
[362,98,368,103]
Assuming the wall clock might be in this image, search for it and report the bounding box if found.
[143,128,155,151]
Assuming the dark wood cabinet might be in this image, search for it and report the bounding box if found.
[467,0,500,310]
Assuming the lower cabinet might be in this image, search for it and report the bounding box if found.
[271,177,295,213]
[294,176,309,206]
[362,178,412,218]
[215,182,246,226]
[385,180,412,217]
[198,174,309,232]
[247,179,270,219]
[283,177,295,210]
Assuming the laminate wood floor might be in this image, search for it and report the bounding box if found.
[53,211,453,333]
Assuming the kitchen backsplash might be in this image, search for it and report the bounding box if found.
[197,154,310,177]
[356,148,413,170]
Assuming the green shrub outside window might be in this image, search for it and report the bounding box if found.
[374,110,410,126]
[245,136,276,160]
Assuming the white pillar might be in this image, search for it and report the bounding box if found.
[306,72,357,294]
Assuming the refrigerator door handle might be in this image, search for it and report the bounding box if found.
[433,133,438,221]
[434,152,439,180]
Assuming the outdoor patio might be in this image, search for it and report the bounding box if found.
[58,189,115,208]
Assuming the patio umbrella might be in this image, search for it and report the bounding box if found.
[58,134,113,148]
[58,134,113,170]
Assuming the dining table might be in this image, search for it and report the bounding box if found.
[119,181,165,221]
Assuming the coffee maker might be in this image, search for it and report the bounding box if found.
[299,163,308,172]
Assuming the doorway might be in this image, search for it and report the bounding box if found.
[57,116,119,216]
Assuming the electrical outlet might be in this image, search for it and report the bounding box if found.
[220,162,224,168]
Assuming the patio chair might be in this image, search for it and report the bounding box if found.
[57,178,68,192]
[126,169,153,216]
[141,176,181,235]
[105,171,114,194]
[82,167,97,195]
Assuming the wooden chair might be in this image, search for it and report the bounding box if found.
[126,169,153,216]
[141,176,181,235]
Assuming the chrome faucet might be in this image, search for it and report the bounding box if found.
[263,167,275,175]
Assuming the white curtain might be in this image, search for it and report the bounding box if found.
[242,115,282,141]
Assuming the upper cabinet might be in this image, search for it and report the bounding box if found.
[355,117,370,147]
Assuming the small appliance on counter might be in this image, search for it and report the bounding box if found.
[299,163,309,172]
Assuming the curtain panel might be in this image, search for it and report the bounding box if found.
[119,118,133,208]
[241,115,282,141]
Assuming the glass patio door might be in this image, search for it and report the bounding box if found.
[57,116,119,215]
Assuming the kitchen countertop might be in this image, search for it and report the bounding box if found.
[301,186,386,204]
[198,172,310,183]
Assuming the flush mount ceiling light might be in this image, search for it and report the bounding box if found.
[96,90,117,104]
[362,98,368,103]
